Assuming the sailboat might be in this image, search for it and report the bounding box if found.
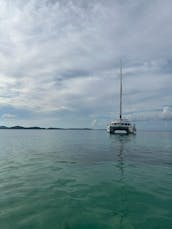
[107,61,136,134]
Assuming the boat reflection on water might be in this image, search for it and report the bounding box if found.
[108,134,134,228]
[118,136,127,228]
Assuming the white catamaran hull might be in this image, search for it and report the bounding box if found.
[107,122,136,134]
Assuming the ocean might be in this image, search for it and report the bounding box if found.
[0,130,172,229]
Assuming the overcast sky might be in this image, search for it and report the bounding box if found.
[0,0,172,128]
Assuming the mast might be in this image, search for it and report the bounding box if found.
[120,60,122,120]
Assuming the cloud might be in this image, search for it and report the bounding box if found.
[161,106,172,120]
[91,119,97,128]
[1,113,16,119]
[0,0,172,127]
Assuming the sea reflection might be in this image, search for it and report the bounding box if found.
[118,137,127,228]
[108,134,134,228]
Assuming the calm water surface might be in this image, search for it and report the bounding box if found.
[0,130,172,229]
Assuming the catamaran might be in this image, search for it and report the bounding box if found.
[107,62,136,134]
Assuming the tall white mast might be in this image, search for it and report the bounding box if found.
[120,60,122,120]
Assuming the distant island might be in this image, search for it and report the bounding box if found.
[0,126,95,130]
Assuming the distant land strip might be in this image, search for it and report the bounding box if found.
[0,126,104,130]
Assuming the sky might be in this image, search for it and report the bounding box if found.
[0,0,172,129]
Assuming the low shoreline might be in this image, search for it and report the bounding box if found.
[0,126,105,130]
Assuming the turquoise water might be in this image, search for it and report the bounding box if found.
[0,130,172,229]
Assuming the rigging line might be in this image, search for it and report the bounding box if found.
[120,60,122,120]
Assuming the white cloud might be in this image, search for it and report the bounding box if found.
[161,106,172,120]
[1,113,16,119]
[91,119,97,128]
